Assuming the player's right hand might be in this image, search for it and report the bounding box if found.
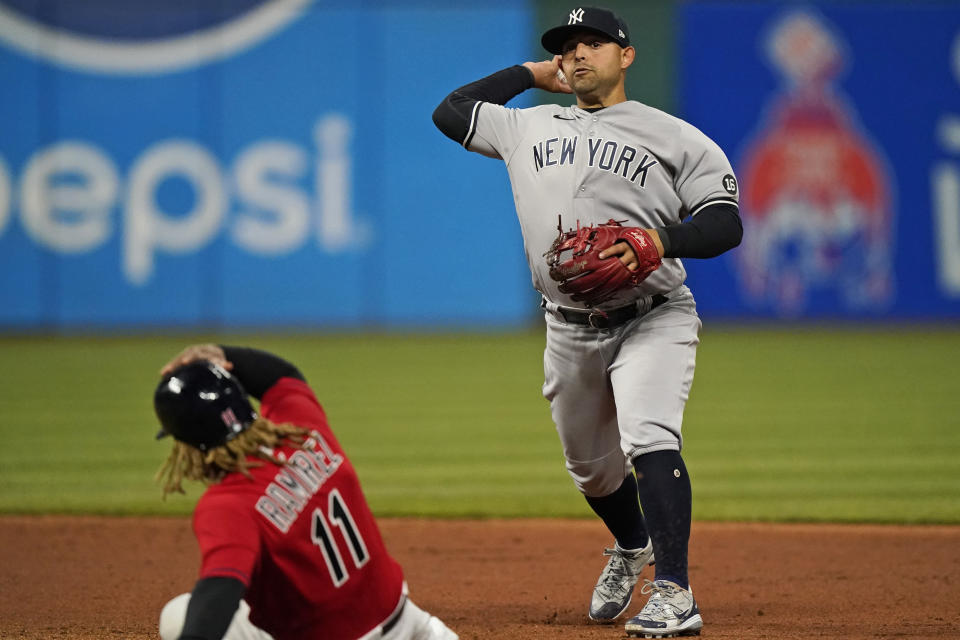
[160,343,233,377]
[522,56,573,94]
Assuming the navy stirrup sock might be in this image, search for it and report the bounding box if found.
[585,473,649,550]
[633,450,692,589]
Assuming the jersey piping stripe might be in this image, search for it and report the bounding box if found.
[462,101,482,148]
[205,566,251,584]
[690,198,738,216]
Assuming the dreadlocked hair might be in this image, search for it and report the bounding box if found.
[156,417,311,498]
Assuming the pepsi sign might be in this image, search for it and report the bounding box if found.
[0,1,535,329]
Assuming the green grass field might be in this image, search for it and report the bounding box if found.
[1,327,958,523]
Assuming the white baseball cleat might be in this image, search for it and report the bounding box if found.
[624,579,702,638]
[588,539,656,622]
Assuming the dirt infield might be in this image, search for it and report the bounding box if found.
[0,517,957,640]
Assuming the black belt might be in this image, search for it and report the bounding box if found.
[545,294,668,330]
[381,595,407,635]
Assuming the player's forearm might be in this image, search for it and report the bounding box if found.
[219,346,305,399]
[432,65,534,143]
[656,202,743,259]
[178,577,246,640]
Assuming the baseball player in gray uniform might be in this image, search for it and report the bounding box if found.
[432,6,742,638]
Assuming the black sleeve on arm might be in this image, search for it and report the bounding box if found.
[656,202,743,259]
[177,577,246,640]
[219,346,305,400]
[432,65,534,144]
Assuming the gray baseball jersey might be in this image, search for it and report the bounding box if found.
[464,100,739,308]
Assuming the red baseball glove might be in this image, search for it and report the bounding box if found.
[543,218,662,308]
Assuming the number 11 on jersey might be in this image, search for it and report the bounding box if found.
[311,489,370,587]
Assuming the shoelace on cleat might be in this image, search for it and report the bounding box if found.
[595,547,645,602]
[636,580,690,619]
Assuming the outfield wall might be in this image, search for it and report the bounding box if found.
[679,3,960,320]
[0,1,956,329]
[0,0,536,330]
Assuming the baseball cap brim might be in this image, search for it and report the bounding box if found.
[542,24,622,55]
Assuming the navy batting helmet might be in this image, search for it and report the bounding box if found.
[153,361,257,451]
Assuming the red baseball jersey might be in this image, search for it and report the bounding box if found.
[192,377,405,640]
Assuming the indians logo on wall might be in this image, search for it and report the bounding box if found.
[736,10,896,315]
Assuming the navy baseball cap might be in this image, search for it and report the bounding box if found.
[541,6,630,55]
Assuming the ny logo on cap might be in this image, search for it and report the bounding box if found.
[568,8,584,25]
